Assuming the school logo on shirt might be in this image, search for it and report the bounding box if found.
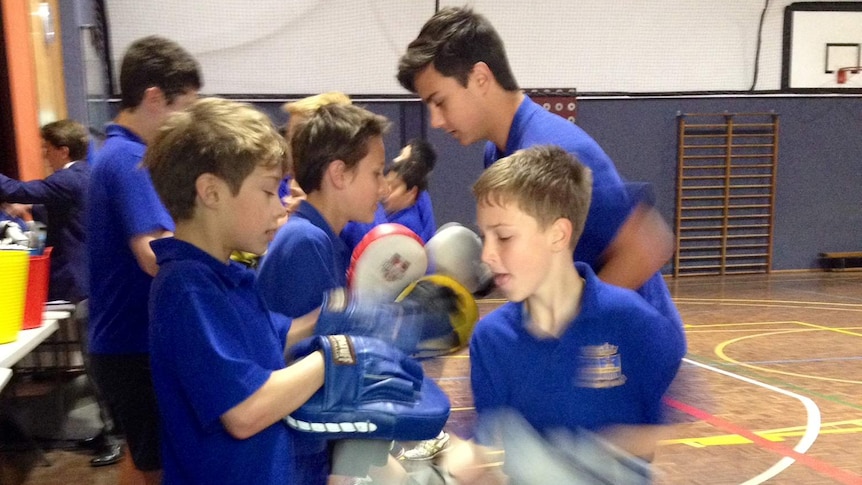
[574,343,627,388]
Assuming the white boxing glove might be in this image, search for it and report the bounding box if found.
[425,223,493,295]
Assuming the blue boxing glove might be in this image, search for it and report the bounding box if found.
[285,335,450,441]
[314,285,461,357]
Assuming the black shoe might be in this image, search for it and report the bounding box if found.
[77,432,106,451]
[90,443,123,467]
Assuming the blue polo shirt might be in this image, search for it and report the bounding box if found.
[257,200,351,318]
[470,263,685,443]
[150,238,293,485]
[256,199,347,483]
[484,97,682,329]
[87,124,174,354]
[386,190,436,243]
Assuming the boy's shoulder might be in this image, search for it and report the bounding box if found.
[578,268,683,357]
[472,301,522,344]
[153,238,248,286]
[269,214,334,253]
[91,135,146,176]
[581,268,665,324]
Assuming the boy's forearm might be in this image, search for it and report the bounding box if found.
[598,423,673,461]
[130,230,173,277]
[438,435,505,485]
[285,307,320,350]
[221,351,324,439]
[598,204,674,290]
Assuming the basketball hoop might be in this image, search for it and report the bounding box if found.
[836,66,862,84]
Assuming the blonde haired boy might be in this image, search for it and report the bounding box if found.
[438,145,685,484]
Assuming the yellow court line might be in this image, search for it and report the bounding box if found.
[685,321,798,328]
[714,328,862,385]
[674,297,862,309]
[790,320,862,338]
[686,324,862,334]
[663,419,862,448]
[451,406,476,412]
[676,301,862,313]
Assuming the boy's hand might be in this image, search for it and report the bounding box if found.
[395,275,478,357]
[425,222,494,296]
[285,335,450,441]
[314,274,478,358]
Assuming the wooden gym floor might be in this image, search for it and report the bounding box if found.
[3,270,862,484]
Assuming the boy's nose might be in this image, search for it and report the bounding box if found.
[428,107,445,130]
[481,242,497,266]
[378,181,390,199]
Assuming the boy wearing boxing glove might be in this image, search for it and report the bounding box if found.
[425,146,685,484]
[143,98,433,485]
[257,102,458,483]
[382,138,438,243]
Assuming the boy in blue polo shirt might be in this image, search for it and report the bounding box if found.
[145,98,437,485]
[86,35,201,485]
[383,138,437,243]
[433,145,685,484]
[257,103,391,484]
[143,97,314,484]
[397,6,683,335]
[341,137,438,250]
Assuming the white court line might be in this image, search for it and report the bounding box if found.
[682,358,822,485]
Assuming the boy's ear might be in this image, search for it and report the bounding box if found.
[326,159,349,190]
[549,217,573,252]
[471,62,493,92]
[407,185,419,203]
[195,173,223,208]
[141,86,166,110]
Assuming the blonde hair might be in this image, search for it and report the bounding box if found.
[472,145,592,249]
[280,92,353,174]
[144,97,288,221]
[281,91,351,117]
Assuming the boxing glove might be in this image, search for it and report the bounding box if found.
[348,223,428,302]
[285,335,450,441]
[425,222,494,296]
[314,283,462,358]
[396,274,479,358]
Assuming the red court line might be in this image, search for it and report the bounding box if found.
[665,397,862,485]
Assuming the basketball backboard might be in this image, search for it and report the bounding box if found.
[782,2,862,92]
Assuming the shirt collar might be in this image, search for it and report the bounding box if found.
[151,237,253,288]
[105,123,146,145]
[294,200,350,252]
[502,96,542,157]
[295,200,337,238]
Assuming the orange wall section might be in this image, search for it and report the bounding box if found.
[2,0,45,181]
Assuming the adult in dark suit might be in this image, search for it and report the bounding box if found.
[0,119,123,467]
[0,119,90,302]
